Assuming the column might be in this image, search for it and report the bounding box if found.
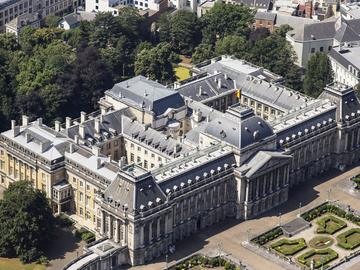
[114,219,119,243]
[149,220,153,243]
[255,178,260,199]
[164,214,168,235]
[101,211,106,235]
[269,171,273,193]
[245,180,250,202]
[140,224,144,247]
[107,215,112,239]
[263,177,266,196]
[157,217,161,239]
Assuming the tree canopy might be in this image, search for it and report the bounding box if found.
[0,181,55,263]
[303,52,333,97]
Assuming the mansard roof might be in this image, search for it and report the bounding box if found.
[106,76,185,116]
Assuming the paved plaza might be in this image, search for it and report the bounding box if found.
[130,166,360,270]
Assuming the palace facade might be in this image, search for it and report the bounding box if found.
[1,55,360,270]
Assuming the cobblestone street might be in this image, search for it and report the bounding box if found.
[131,166,360,270]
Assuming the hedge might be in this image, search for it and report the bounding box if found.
[75,228,96,244]
[297,248,338,268]
[171,255,242,270]
[251,227,283,246]
[337,228,360,250]
[271,238,307,256]
[316,215,347,234]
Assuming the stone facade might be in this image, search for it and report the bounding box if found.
[1,57,360,269]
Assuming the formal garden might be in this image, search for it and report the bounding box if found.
[351,174,360,190]
[251,203,360,269]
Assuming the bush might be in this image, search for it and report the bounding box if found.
[56,214,74,227]
[252,227,283,245]
[316,215,347,234]
[337,228,360,250]
[37,255,49,265]
[75,228,96,243]
[297,248,338,268]
[271,238,307,256]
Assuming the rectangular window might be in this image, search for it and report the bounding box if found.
[144,160,148,168]
[79,192,83,202]
[130,153,134,162]
[311,48,315,53]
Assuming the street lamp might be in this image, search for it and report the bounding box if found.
[278,212,282,227]
[298,202,302,216]
[327,188,332,202]
[165,254,168,270]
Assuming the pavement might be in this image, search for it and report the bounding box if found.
[130,166,360,270]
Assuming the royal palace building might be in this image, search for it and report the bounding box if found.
[1,55,360,269]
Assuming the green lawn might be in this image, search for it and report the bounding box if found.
[0,258,45,270]
[174,66,191,81]
[337,228,360,250]
[316,215,347,234]
[309,236,334,249]
[297,248,338,269]
[271,238,307,256]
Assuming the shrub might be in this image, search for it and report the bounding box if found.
[298,248,338,268]
[75,228,96,243]
[316,215,347,234]
[37,255,49,265]
[252,227,283,245]
[56,213,74,227]
[337,228,360,250]
[271,238,307,256]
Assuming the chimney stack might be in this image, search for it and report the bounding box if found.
[37,118,43,126]
[66,117,72,129]
[54,121,61,132]
[118,156,126,168]
[80,111,86,123]
[79,124,85,139]
[95,118,100,134]
[11,120,20,137]
[22,115,29,127]
[92,146,100,156]
[96,158,102,169]
[74,135,79,144]
[69,143,75,153]
[218,78,222,89]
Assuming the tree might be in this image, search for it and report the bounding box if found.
[192,43,216,64]
[248,27,270,44]
[215,35,247,58]
[158,11,201,55]
[0,181,55,263]
[200,2,254,45]
[58,46,114,116]
[303,52,333,97]
[135,42,176,84]
[44,15,61,28]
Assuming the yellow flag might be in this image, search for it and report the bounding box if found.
[236,89,241,98]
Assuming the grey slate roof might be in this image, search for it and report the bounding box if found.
[287,19,337,41]
[103,172,166,213]
[329,45,360,74]
[106,76,185,116]
[176,73,236,102]
[122,116,191,157]
[62,13,80,26]
[239,150,291,178]
[204,114,275,148]
[65,109,127,146]
[255,11,277,21]
[274,13,315,32]
[334,19,360,43]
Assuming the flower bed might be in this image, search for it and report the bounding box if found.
[337,228,360,250]
[297,248,338,269]
[309,236,334,249]
[316,215,347,234]
[251,227,283,246]
[271,238,307,256]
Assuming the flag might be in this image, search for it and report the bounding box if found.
[236,89,241,98]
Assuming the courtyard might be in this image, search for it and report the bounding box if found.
[129,166,360,270]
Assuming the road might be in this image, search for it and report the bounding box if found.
[131,166,360,270]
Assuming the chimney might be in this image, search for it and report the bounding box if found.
[25,133,31,143]
[174,144,178,155]
[118,156,126,168]
[74,135,79,144]
[233,79,237,90]
[22,115,29,126]
[66,117,72,129]
[224,73,228,80]
[198,86,202,96]
[95,118,100,134]
[37,118,43,126]
[11,120,16,130]
[54,121,61,132]
[79,124,85,139]
[108,155,111,162]
[11,120,20,137]
[96,158,102,169]
[80,111,86,123]
[92,146,100,156]
[218,78,222,89]
[69,143,75,153]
